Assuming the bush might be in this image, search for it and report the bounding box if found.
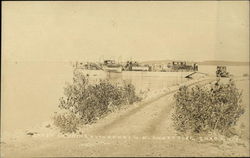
[243,73,248,77]
[52,112,81,133]
[53,71,141,132]
[172,79,245,135]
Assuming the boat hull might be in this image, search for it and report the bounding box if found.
[132,66,149,71]
[103,66,122,73]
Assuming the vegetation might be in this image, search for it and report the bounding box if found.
[53,71,141,133]
[172,79,245,136]
[243,73,248,77]
[53,112,81,133]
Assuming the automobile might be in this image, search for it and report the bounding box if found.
[216,66,229,77]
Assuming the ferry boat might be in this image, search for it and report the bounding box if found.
[124,61,150,71]
[131,66,149,71]
[102,60,122,73]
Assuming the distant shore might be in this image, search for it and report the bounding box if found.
[141,60,249,66]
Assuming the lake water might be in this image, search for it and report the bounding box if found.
[199,65,249,77]
[1,62,249,135]
[77,69,190,92]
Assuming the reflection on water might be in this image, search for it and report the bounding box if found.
[2,62,249,134]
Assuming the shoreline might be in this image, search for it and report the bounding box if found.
[1,78,249,156]
[1,76,215,143]
[1,76,249,157]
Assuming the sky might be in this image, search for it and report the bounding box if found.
[2,1,249,62]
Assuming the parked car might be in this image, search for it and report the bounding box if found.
[216,66,229,77]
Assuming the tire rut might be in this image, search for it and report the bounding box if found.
[142,94,175,136]
[91,78,215,136]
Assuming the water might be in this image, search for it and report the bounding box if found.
[199,65,249,77]
[79,70,190,92]
[1,62,249,135]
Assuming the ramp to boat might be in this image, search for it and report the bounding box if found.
[185,72,208,79]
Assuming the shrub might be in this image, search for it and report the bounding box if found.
[243,73,248,77]
[122,81,141,104]
[172,79,245,135]
[52,112,81,133]
[53,71,141,132]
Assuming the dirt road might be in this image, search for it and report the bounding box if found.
[1,78,249,157]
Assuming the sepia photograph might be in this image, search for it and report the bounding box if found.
[1,1,249,157]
